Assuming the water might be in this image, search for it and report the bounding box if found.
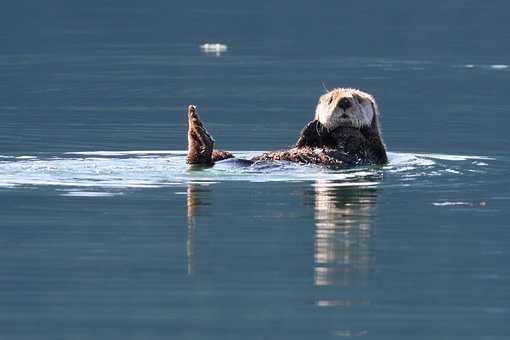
[1,1,510,339]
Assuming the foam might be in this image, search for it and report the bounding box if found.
[415,153,494,161]
[61,191,124,197]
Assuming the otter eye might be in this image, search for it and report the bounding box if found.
[328,97,333,105]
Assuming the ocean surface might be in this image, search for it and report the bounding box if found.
[1,1,509,339]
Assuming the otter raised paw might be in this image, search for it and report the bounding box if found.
[186,105,234,165]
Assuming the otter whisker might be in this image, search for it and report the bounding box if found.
[321,81,329,93]
[315,122,323,136]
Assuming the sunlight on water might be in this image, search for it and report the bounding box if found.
[0,150,493,194]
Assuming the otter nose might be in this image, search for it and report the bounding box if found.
[338,97,352,110]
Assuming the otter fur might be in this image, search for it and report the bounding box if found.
[186,88,387,167]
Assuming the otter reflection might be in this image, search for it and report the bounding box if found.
[186,183,212,275]
[312,180,378,288]
[186,180,378,284]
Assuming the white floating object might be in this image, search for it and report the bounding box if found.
[432,201,471,207]
[200,43,228,55]
[490,64,508,70]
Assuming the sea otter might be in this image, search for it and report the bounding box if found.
[186,88,387,167]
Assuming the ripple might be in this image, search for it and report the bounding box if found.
[460,64,509,71]
[0,150,495,190]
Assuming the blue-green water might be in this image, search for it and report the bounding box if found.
[1,1,510,339]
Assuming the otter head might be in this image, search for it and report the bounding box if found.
[314,88,379,131]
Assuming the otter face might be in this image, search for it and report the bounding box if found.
[314,88,379,131]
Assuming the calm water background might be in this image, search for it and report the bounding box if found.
[1,1,510,339]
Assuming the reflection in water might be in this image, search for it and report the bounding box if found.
[186,183,212,275]
[186,180,378,286]
[313,180,378,289]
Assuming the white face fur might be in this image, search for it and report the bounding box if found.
[314,88,379,130]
